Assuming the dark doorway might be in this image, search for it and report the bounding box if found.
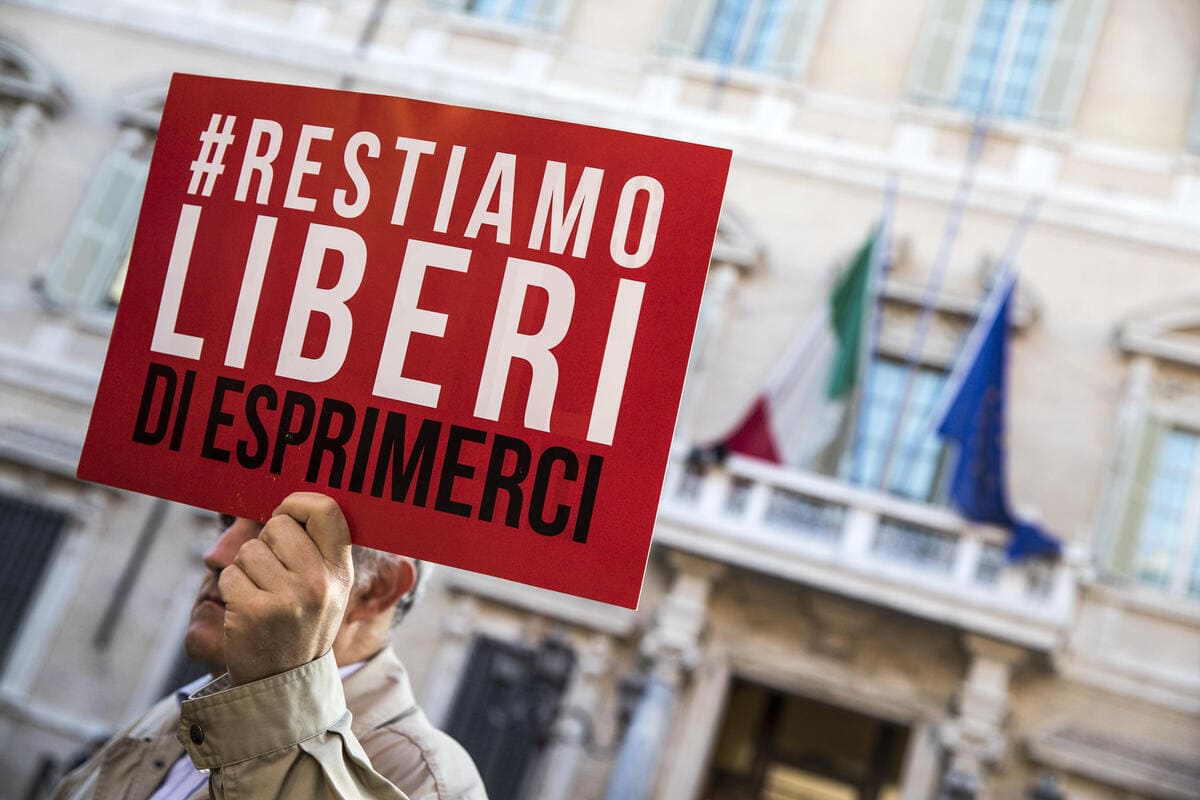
[703,679,909,800]
[0,494,68,673]
[444,634,574,800]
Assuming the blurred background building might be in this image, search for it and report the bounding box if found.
[0,0,1197,798]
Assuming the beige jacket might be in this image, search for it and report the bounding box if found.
[51,647,487,800]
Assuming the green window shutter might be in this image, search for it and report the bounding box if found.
[1186,80,1200,154]
[1027,0,1106,125]
[1107,416,1163,582]
[758,0,830,77]
[428,0,470,11]
[520,0,569,26]
[908,0,983,104]
[0,109,14,176]
[46,148,149,309]
[660,0,722,57]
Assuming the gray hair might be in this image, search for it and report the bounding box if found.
[351,545,430,623]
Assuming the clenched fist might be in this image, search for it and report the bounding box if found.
[218,493,355,686]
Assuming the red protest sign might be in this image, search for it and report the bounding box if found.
[78,74,731,608]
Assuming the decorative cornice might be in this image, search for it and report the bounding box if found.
[1027,726,1200,800]
[0,342,99,406]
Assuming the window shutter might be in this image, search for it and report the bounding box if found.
[1107,416,1163,581]
[45,148,148,309]
[1187,80,1200,154]
[752,0,830,77]
[660,0,722,57]
[428,0,471,12]
[908,0,983,105]
[0,108,14,179]
[1027,0,1106,125]
[513,0,569,26]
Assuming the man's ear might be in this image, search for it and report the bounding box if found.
[347,558,417,621]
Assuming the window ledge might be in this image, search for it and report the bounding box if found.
[651,54,803,98]
[415,7,565,49]
[896,100,1070,148]
[65,307,117,337]
[1083,577,1200,626]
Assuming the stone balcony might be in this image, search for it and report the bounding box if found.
[655,452,1076,651]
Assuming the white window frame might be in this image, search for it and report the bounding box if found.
[658,0,831,79]
[1099,318,1200,603]
[1187,78,1200,154]
[907,0,1108,126]
[429,0,571,29]
[1104,405,1200,600]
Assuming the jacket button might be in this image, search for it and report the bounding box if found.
[189,724,205,745]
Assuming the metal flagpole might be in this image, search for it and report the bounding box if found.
[911,194,1042,478]
[875,0,1030,494]
[845,173,900,484]
[340,0,392,90]
[707,0,760,109]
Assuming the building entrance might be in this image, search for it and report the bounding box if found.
[702,679,909,800]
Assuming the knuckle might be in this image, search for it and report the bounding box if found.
[218,565,241,594]
[233,539,259,566]
[303,575,329,603]
[261,516,290,538]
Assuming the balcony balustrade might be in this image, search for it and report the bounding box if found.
[656,452,1075,650]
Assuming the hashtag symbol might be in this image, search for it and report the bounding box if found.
[188,113,237,197]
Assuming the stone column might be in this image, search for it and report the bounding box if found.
[0,102,43,202]
[526,634,612,800]
[601,552,724,800]
[938,634,1027,799]
[419,594,477,727]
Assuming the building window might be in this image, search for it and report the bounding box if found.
[1187,79,1200,154]
[955,0,1055,116]
[909,0,1106,125]
[431,0,569,28]
[843,357,949,503]
[41,85,164,312]
[1107,423,1200,599]
[660,0,830,77]
[0,493,69,673]
[43,142,150,310]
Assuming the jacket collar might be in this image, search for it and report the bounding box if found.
[342,645,419,736]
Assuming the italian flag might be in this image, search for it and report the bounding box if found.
[718,226,879,469]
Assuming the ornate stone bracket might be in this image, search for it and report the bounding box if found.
[938,634,1028,798]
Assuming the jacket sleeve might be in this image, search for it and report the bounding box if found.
[178,650,409,800]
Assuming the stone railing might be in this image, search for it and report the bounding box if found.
[655,453,1076,650]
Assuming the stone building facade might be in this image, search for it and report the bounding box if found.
[0,1,1197,799]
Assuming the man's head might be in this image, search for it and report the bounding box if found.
[184,513,422,675]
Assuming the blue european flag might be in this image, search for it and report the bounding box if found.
[935,274,1061,561]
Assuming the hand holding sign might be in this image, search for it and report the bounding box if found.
[220,492,354,685]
